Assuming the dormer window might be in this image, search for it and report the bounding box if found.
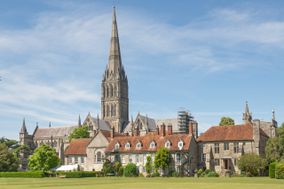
[149,141,156,149]
[114,142,120,150]
[125,142,131,149]
[165,140,171,149]
[178,140,184,150]
[136,142,142,150]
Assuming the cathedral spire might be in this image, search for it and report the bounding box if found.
[107,6,123,75]
[20,118,27,133]
[78,115,82,127]
[243,101,252,124]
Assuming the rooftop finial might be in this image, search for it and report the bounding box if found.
[49,122,51,128]
[272,109,276,121]
[78,114,82,127]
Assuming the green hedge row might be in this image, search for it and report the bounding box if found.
[56,171,104,178]
[269,162,276,178]
[0,171,45,178]
[275,163,284,179]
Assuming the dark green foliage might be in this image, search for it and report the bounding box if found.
[154,148,170,171]
[113,161,123,176]
[206,171,219,177]
[219,117,235,126]
[69,125,90,141]
[269,162,277,178]
[0,137,19,150]
[56,171,103,178]
[145,156,152,175]
[28,144,60,171]
[275,163,284,179]
[151,172,160,177]
[266,124,284,163]
[238,153,267,177]
[0,143,19,172]
[123,163,138,177]
[102,159,114,175]
[0,171,44,178]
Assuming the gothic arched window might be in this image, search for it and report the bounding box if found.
[110,85,113,97]
[96,151,102,163]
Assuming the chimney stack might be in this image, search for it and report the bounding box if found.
[167,124,173,135]
[189,122,194,135]
[160,124,166,136]
[111,127,115,138]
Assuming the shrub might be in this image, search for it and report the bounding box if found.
[151,171,160,177]
[238,153,266,177]
[102,159,114,176]
[269,162,277,178]
[0,171,45,178]
[118,166,124,176]
[56,171,102,178]
[124,163,138,177]
[275,163,284,179]
[206,171,219,177]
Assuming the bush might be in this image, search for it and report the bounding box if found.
[0,171,45,178]
[151,171,160,177]
[206,171,219,177]
[102,159,115,175]
[269,162,277,178]
[124,163,138,177]
[238,153,266,177]
[118,166,124,176]
[275,163,284,179]
[56,171,103,178]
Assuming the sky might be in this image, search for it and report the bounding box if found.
[0,0,284,139]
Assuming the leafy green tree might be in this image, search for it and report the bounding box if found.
[123,163,138,177]
[28,144,60,171]
[154,147,170,174]
[219,117,235,126]
[145,156,152,175]
[238,153,267,176]
[266,123,284,162]
[0,137,19,150]
[113,161,122,176]
[102,159,114,175]
[69,125,89,141]
[0,143,19,172]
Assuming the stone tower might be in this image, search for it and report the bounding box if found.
[101,7,129,133]
[243,101,252,124]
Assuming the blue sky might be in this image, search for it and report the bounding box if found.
[0,0,284,139]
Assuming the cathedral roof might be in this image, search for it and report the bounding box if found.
[65,138,92,155]
[33,125,78,139]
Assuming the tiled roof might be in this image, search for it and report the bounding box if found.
[105,132,192,153]
[34,125,78,139]
[197,124,254,142]
[65,138,92,155]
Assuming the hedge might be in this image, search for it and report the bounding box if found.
[0,171,45,178]
[123,163,138,177]
[56,171,103,178]
[269,162,276,178]
[275,163,284,179]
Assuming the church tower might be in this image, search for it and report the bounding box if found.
[243,101,252,124]
[101,7,129,133]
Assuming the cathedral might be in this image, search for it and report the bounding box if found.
[19,7,277,176]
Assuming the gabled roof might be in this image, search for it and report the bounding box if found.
[124,114,157,133]
[105,132,193,153]
[65,138,92,155]
[34,125,78,139]
[83,114,111,131]
[197,124,254,142]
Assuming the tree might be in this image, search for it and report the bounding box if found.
[219,117,235,126]
[28,144,60,171]
[266,123,284,162]
[113,161,123,176]
[0,137,19,150]
[69,125,90,141]
[238,153,267,176]
[145,156,152,175]
[102,159,114,175]
[0,143,19,172]
[124,163,138,177]
[154,147,170,174]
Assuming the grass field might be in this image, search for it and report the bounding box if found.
[1,177,284,189]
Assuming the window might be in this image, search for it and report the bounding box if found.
[136,154,139,163]
[96,151,102,163]
[74,156,78,164]
[224,142,229,150]
[165,140,171,149]
[136,142,142,150]
[214,159,220,166]
[214,143,219,154]
[202,153,206,162]
[149,141,156,149]
[114,142,120,150]
[234,142,239,153]
[178,140,184,150]
[176,153,181,163]
[67,157,72,164]
[125,142,131,149]
[81,157,84,164]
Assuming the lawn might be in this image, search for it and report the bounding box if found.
[0,177,284,189]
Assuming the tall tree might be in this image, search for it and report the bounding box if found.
[0,137,19,150]
[266,123,284,162]
[219,117,235,126]
[0,143,19,172]
[28,144,60,171]
[154,147,170,174]
[69,125,89,141]
[238,153,266,176]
